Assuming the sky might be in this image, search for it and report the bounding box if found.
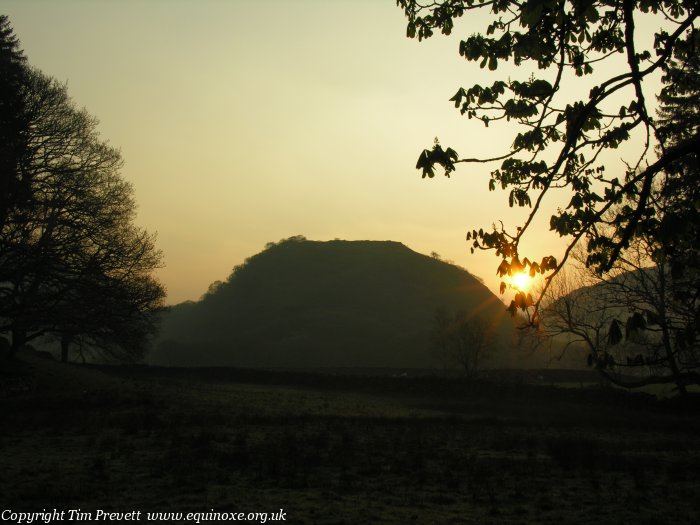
[4,1,665,304]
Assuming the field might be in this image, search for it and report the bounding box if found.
[1,354,700,524]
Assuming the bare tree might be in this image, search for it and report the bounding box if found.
[540,239,700,394]
[0,58,165,362]
[431,308,494,377]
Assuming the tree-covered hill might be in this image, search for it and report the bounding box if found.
[150,237,528,369]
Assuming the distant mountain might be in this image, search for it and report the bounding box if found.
[149,237,528,369]
[540,266,662,370]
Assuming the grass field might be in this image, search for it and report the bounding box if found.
[1,354,699,524]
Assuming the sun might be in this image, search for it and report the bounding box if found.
[511,272,532,291]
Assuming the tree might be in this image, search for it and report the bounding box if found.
[533,28,700,393]
[55,266,165,363]
[430,307,494,376]
[540,233,700,393]
[652,29,700,324]
[0,19,165,363]
[46,202,165,364]
[397,0,700,318]
[0,15,29,241]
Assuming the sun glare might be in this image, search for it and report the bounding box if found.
[512,272,531,291]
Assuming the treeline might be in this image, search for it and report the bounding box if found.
[0,16,165,363]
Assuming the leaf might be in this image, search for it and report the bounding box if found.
[568,194,583,209]
[445,147,459,162]
[585,5,599,22]
[407,22,416,39]
[416,149,430,170]
[450,88,466,107]
[529,262,539,276]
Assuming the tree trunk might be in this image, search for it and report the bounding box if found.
[61,334,72,363]
[10,328,27,358]
[657,270,688,396]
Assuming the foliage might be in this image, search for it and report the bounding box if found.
[0,15,28,232]
[0,18,165,362]
[397,0,700,317]
[652,30,700,325]
[537,26,700,393]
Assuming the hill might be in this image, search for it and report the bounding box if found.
[149,237,528,369]
[540,265,700,381]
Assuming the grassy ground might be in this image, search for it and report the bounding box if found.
[1,354,699,524]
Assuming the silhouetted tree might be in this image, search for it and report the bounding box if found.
[652,30,700,356]
[541,238,700,393]
[0,19,165,362]
[514,26,700,394]
[0,15,29,232]
[431,307,494,377]
[55,269,165,363]
[397,1,700,318]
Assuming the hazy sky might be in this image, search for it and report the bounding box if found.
[4,1,662,304]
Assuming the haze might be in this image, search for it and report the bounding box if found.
[5,0,657,304]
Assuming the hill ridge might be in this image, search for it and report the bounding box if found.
[150,238,520,369]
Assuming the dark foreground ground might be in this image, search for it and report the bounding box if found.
[1,354,699,524]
